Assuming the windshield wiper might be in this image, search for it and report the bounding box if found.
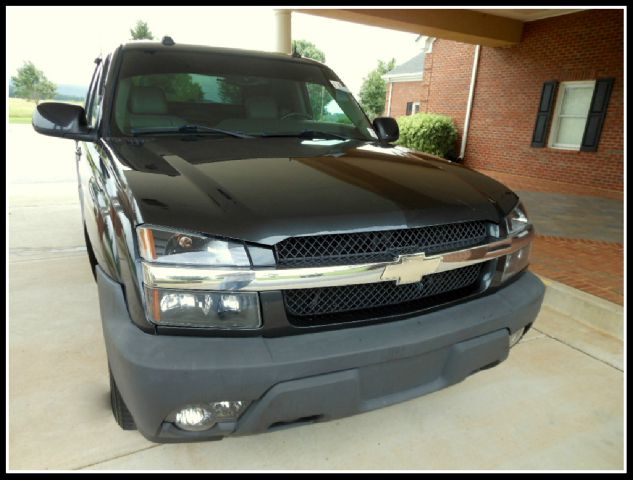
[178,124,255,138]
[131,124,254,139]
[257,130,351,141]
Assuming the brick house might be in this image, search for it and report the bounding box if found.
[383,9,623,193]
[382,37,434,117]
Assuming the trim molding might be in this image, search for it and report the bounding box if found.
[142,227,534,292]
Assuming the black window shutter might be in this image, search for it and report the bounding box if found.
[531,80,558,148]
[406,102,413,115]
[580,78,614,152]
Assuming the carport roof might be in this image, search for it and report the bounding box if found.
[296,9,585,47]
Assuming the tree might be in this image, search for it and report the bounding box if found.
[359,58,396,120]
[133,74,203,102]
[130,20,154,40]
[11,61,57,104]
[218,78,242,104]
[291,39,325,63]
[291,39,327,118]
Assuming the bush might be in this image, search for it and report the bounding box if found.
[396,113,458,158]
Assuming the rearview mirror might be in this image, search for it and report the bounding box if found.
[32,102,97,142]
[372,117,399,143]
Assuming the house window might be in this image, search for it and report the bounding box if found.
[548,81,595,150]
[405,101,420,116]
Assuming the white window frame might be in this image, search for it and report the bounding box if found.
[548,80,595,151]
[413,102,420,114]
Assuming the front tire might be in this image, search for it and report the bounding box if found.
[109,367,136,430]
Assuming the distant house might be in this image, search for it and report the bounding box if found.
[381,10,622,193]
[382,36,434,117]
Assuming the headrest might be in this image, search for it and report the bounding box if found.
[245,96,278,119]
[128,86,169,115]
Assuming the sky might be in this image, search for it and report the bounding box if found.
[6,6,421,98]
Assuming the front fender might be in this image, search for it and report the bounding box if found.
[80,139,153,332]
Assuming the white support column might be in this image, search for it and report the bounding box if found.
[275,9,292,54]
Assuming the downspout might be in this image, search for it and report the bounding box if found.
[459,44,481,161]
[386,81,393,116]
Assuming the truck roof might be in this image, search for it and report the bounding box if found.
[117,40,325,67]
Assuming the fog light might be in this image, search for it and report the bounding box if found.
[174,405,216,432]
[509,328,525,348]
[210,400,249,419]
[169,401,250,432]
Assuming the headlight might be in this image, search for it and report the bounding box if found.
[502,201,532,282]
[505,202,530,236]
[501,243,532,283]
[137,225,250,266]
[144,287,261,329]
[137,226,259,329]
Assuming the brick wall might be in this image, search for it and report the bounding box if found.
[425,40,476,137]
[403,9,624,191]
[387,81,423,117]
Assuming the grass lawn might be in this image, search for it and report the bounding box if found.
[9,116,33,124]
[9,97,83,124]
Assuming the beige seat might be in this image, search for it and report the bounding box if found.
[127,86,184,129]
[244,96,279,119]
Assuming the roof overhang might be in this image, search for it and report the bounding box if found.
[469,8,583,22]
[296,9,526,47]
[382,72,424,82]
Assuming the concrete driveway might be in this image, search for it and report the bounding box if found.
[8,124,624,470]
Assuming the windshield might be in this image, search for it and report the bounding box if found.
[111,48,376,141]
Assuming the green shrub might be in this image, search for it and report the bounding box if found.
[396,113,458,158]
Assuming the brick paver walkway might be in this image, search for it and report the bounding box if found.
[477,169,623,200]
[530,236,624,305]
[517,191,623,243]
[474,168,624,305]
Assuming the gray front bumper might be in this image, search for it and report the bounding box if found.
[97,268,544,443]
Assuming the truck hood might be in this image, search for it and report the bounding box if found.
[106,136,518,245]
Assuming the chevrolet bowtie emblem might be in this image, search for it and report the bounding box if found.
[381,252,443,285]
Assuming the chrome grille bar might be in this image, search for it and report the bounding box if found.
[142,227,534,292]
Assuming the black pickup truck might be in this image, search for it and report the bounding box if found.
[32,38,544,443]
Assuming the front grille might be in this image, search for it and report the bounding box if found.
[284,263,484,325]
[274,221,489,267]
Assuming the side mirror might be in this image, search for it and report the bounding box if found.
[372,117,399,143]
[32,102,97,142]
